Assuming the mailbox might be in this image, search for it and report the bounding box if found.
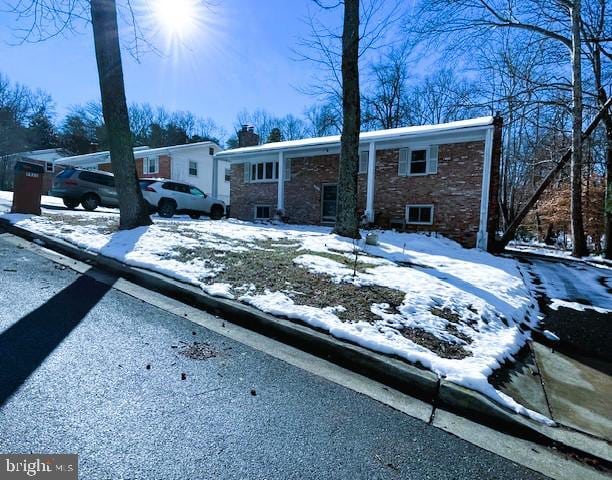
[11,161,44,215]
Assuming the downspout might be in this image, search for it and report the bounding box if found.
[477,127,494,250]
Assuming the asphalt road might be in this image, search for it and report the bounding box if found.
[0,237,548,480]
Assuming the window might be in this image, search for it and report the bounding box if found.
[244,159,291,183]
[255,205,273,219]
[406,205,434,225]
[45,162,54,173]
[57,169,74,179]
[358,151,369,174]
[78,171,115,187]
[190,186,205,197]
[398,146,439,176]
[144,156,159,174]
[410,150,427,174]
[209,147,215,156]
[225,167,231,182]
[251,161,278,181]
[189,160,198,176]
[162,182,189,193]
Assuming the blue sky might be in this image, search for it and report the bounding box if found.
[0,0,332,133]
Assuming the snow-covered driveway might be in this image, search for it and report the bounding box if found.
[526,258,612,314]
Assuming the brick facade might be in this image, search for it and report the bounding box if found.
[230,129,501,249]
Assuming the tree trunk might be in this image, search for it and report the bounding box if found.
[592,43,612,259]
[570,0,587,257]
[333,0,361,239]
[90,0,152,230]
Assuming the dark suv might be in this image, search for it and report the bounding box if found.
[50,167,118,211]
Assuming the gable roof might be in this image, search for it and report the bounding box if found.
[216,116,494,159]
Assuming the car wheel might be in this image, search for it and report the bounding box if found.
[63,198,79,209]
[210,204,224,220]
[81,194,100,211]
[158,199,176,218]
[189,213,201,220]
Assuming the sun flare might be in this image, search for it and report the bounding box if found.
[152,0,200,38]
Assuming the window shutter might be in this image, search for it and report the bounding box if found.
[243,162,250,183]
[359,151,369,174]
[427,145,438,174]
[284,159,291,181]
[398,148,410,176]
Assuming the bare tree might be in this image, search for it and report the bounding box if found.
[362,43,412,129]
[334,0,361,238]
[7,0,155,229]
[91,0,151,229]
[409,0,611,256]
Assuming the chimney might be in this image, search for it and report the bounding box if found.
[238,124,260,148]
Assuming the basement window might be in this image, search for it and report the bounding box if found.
[406,205,434,225]
[255,205,273,220]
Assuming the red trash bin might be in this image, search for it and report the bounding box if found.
[11,161,44,215]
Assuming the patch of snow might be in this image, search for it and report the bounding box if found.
[549,299,612,314]
[203,283,235,299]
[543,330,560,341]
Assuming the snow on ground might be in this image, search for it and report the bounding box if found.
[526,258,612,314]
[0,190,119,215]
[0,199,552,424]
[508,242,612,268]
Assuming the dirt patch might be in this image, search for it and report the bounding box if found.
[44,213,118,234]
[399,328,472,360]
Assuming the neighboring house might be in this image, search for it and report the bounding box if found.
[57,141,230,204]
[0,148,71,194]
[216,117,502,250]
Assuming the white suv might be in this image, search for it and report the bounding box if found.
[140,179,226,220]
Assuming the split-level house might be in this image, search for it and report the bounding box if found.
[216,117,502,250]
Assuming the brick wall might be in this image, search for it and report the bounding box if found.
[230,140,491,248]
[372,142,485,247]
[230,163,278,219]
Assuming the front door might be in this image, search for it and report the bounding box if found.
[321,183,337,223]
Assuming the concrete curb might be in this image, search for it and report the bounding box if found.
[1,219,609,466]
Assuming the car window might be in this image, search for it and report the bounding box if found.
[57,169,74,179]
[78,171,115,187]
[177,184,190,194]
[162,182,175,191]
[189,187,205,197]
[139,180,155,189]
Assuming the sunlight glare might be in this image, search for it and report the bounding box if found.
[153,0,200,39]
